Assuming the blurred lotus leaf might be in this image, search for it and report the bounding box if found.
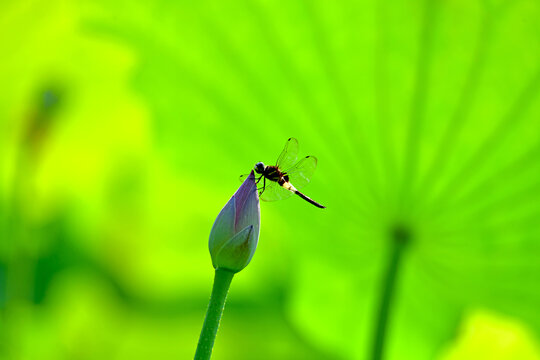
[1,0,540,359]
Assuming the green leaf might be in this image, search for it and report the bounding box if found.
[3,0,540,359]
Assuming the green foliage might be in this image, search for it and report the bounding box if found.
[1,0,540,359]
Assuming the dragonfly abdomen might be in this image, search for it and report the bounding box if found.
[281,180,326,209]
[295,190,326,209]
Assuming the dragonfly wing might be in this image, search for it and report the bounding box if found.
[260,181,294,202]
[275,137,299,171]
[285,156,318,190]
[239,173,251,182]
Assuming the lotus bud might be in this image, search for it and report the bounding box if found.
[208,171,260,273]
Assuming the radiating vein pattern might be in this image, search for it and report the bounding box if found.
[68,0,540,359]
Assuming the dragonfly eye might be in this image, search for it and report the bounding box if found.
[254,162,265,174]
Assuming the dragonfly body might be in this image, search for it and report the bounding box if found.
[249,138,326,209]
[256,163,294,190]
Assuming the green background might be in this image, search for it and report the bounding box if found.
[2,0,540,359]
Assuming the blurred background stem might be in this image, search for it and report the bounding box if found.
[3,88,60,318]
[371,226,409,360]
[194,268,235,360]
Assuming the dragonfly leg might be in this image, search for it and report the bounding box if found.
[258,177,267,195]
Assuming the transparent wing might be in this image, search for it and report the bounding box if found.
[239,173,250,182]
[275,137,299,171]
[260,181,294,202]
[285,155,318,190]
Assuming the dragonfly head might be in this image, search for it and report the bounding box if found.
[254,162,265,174]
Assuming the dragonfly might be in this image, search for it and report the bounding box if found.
[240,138,326,209]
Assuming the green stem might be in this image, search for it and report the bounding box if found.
[194,268,235,360]
[371,229,408,360]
